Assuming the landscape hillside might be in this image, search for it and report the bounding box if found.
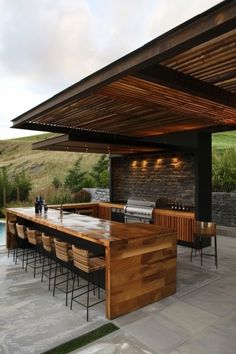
[212,131,236,150]
[0,131,235,197]
[0,133,101,195]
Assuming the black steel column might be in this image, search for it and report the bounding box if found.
[195,132,212,221]
[109,157,113,203]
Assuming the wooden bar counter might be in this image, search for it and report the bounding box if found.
[7,207,177,319]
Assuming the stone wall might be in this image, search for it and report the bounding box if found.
[212,192,236,227]
[111,152,195,206]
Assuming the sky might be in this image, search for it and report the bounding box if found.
[0,0,221,140]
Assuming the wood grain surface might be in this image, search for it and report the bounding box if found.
[7,206,177,319]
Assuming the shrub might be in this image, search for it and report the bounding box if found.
[212,148,236,192]
[73,189,92,203]
[47,188,74,205]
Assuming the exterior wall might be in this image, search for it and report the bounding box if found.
[212,192,236,227]
[111,152,195,206]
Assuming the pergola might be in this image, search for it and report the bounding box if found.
[11,0,236,219]
[12,0,236,154]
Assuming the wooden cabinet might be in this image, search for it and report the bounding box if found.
[154,209,195,245]
[98,203,111,220]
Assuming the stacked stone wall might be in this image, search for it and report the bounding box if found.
[212,192,236,227]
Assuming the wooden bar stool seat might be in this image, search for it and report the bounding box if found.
[15,223,29,268]
[7,221,17,261]
[25,228,43,277]
[191,221,218,268]
[71,245,105,321]
[53,238,74,306]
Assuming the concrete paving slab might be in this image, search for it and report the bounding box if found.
[1,234,236,354]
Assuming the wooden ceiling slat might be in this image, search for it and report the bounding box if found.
[161,28,236,95]
[28,74,236,137]
[162,30,236,68]
[167,44,235,75]
[182,54,236,78]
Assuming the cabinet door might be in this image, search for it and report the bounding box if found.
[154,210,194,244]
[98,206,111,220]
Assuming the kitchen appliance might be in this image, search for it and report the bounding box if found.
[124,198,156,224]
[111,207,125,223]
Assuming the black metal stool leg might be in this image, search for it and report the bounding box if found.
[87,274,90,322]
[200,237,203,266]
[215,236,218,268]
[70,272,76,310]
[53,261,58,297]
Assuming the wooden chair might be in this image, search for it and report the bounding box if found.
[191,221,218,268]
[41,233,56,290]
[71,245,105,321]
[15,223,28,268]
[7,221,17,261]
[25,228,43,277]
[53,238,74,306]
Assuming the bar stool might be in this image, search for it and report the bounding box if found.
[41,233,56,290]
[7,221,17,261]
[25,228,43,277]
[15,223,29,268]
[71,245,105,321]
[53,239,74,306]
[191,221,218,268]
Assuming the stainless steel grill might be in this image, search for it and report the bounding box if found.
[124,198,156,224]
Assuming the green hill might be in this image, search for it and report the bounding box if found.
[0,133,101,194]
[212,131,236,150]
[0,130,235,196]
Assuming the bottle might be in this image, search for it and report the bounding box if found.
[39,196,43,213]
[35,196,40,214]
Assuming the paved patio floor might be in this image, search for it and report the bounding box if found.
[1,235,236,354]
[77,235,236,354]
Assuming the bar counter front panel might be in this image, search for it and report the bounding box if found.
[7,207,177,319]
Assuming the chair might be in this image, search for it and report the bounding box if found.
[191,221,218,268]
[41,233,56,290]
[15,223,29,268]
[25,228,43,277]
[53,239,74,306]
[71,245,105,321]
[7,221,17,261]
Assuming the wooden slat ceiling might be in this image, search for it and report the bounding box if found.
[12,0,236,153]
[25,75,236,137]
[161,29,236,93]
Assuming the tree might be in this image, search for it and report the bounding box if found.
[0,167,13,207]
[0,167,32,206]
[90,155,109,188]
[13,170,32,201]
[64,158,87,193]
[52,177,62,189]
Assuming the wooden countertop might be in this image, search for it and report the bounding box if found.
[7,207,175,247]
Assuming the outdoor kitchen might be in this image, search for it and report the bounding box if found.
[4,0,236,332]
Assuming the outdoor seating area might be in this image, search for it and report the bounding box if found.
[5,220,106,323]
[1,1,236,353]
[1,233,236,354]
